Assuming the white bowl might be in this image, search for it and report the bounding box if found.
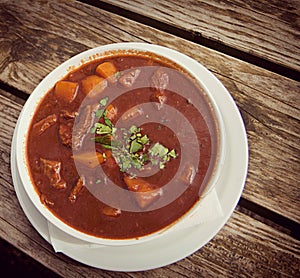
[16,42,226,246]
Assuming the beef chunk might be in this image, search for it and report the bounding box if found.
[40,193,54,206]
[72,104,98,150]
[151,68,169,92]
[58,110,77,148]
[60,110,78,119]
[69,176,85,203]
[121,106,143,121]
[59,121,73,148]
[33,114,57,135]
[180,163,196,185]
[40,158,66,189]
[118,68,141,88]
[150,91,167,110]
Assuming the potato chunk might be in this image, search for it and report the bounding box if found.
[123,176,162,209]
[81,75,107,98]
[96,62,117,83]
[73,151,105,168]
[54,81,78,103]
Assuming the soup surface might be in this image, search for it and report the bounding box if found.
[27,51,219,239]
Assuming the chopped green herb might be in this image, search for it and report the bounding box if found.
[151,159,159,166]
[96,179,101,184]
[92,97,176,172]
[94,134,110,144]
[149,143,169,158]
[101,144,113,150]
[130,139,142,153]
[95,109,104,118]
[104,116,112,127]
[163,155,170,162]
[130,134,137,140]
[168,149,177,158]
[141,154,149,162]
[99,96,108,106]
[120,156,131,172]
[131,157,143,169]
[110,139,123,148]
[95,123,112,135]
[129,125,139,134]
[90,126,97,134]
[111,127,117,135]
[138,134,149,145]
[102,110,113,127]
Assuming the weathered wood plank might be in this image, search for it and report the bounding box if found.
[0,0,299,222]
[1,89,299,277]
[99,0,300,72]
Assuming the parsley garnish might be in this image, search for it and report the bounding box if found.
[94,123,112,135]
[148,142,177,169]
[99,96,108,106]
[95,109,104,118]
[130,139,142,153]
[92,97,176,172]
[149,142,169,157]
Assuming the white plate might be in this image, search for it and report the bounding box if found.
[11,50,248,272]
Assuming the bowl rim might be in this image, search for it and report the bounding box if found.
[16,42,226,246]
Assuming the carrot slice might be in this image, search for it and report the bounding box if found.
[73,151,105,168]
[54,81,78,103]
[102,206,121,217]
[96,62,117,82]
[104,150,112,158]
[106,104,117,121]
[81,75,107,97]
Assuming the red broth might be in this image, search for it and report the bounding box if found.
[26,52,219,239]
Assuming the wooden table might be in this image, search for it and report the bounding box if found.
[1,0,299,276]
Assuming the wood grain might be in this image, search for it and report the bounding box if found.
[0,0,299,223]
[99,0,300,72]
[0,92,299,277]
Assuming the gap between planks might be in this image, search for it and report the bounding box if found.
[78,0,300,82]
[237,198,300,241]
